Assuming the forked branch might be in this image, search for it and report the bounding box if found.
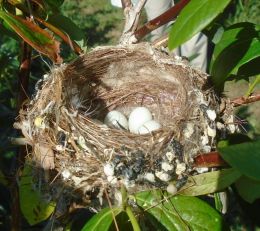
[120,0,190,44]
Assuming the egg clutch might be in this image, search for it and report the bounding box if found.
[104,107,161,134]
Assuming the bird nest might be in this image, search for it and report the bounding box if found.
[15,43,235,206]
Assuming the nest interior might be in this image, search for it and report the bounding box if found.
[15,43,235,205]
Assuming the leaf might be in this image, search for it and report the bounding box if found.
[44,0,64,13]
[218,141,260,180]
[235,176,260,203]
[46,14,85,52]
[19,164,56,225]
[211,22,260,89]
[178,168,241,196]
[81,207,122,231]
[168,0,232,50]
[34,16,83,54]
[135,191,225,231]
[0,11,62,63]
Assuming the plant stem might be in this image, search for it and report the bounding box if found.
[245,75,260,97]
[193,151,228,167]
[121,0,132,9]
[232,92,260,107]
[125,206,141,231]
[134,0,190,41]
[121,184,141,231]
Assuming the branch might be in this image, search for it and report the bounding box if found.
[193,151,228,168]
[121,0,132,9]
[231,92,260,107]
[134,0,190,41]
[120,0,147,44]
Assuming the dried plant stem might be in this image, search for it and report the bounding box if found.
[232,92,260,107]
[134,0,190,41]
[104,188,120,231]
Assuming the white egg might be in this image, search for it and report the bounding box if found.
[128,107,153,133]
[104,110,128,130]
[138,120,161,134]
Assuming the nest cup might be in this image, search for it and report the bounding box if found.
[16,43,226,204]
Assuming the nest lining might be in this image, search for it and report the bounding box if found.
[15,43,235,206]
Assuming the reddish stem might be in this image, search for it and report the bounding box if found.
[231,92,260,107]
[18,41,31,108]
[134,0,190,41]
[193,151,228,168]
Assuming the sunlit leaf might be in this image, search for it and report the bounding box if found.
[168,0,232,50]
[179,168,241,196]
[81,207,122,231]
[19,164,56,225]
[235,176,260,203]
[135,191,225,231]
[211,22,260,89]
[0,11,62,63]
[218,141,260,180]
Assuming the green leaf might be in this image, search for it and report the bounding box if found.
[218,141,260,180]
[246,74,260,96]
[19,164,56,225]
[0,10,62,63]
[168,0,232,50]
[81,207,122,231]
[235,176,260,203]
[135,191,225,231]
[44,0,64,13]
[211,22,260,89]
[47,14,86,49]
[178,168,241,196]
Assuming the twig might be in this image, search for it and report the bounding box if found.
[134,0,190,41]
[120,0,147,44]
[152,34,169,48]
[121,0,132,9]
[104,188,120,231]
[9,137,31,146]
[193,151,228,168]
[17,41,31,108]
[231,92,260,107]
[121,185,141,231]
